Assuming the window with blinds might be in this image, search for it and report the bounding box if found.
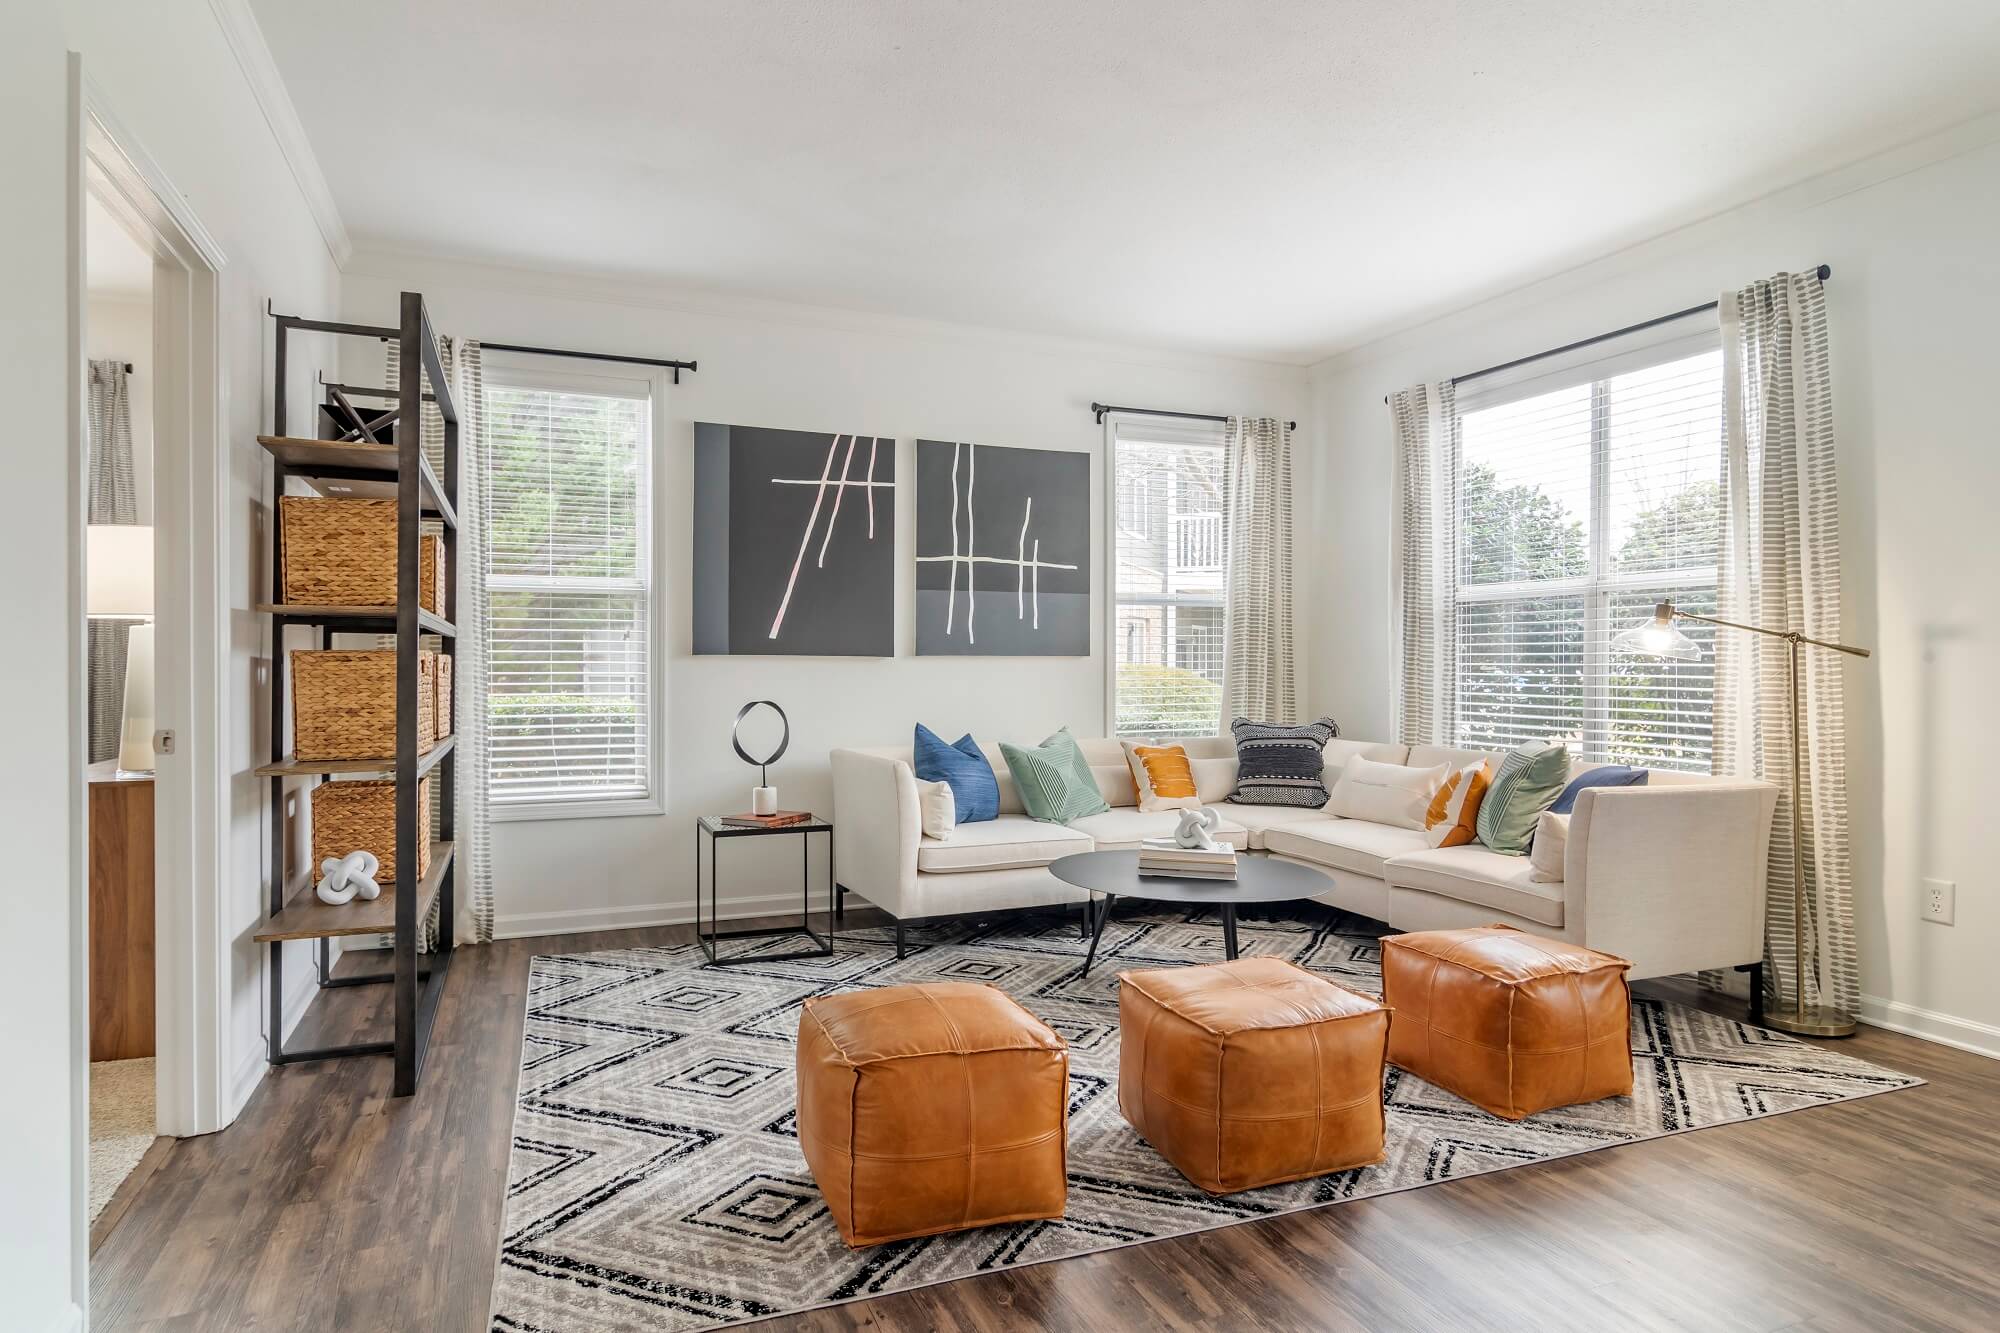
[486,373,654,810]
[1112,425,1227,738]
[1454,325,1722,771]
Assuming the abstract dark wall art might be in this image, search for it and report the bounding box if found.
[915,440,1090,656]
[693,423,894,656]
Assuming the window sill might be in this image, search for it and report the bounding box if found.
[492,795,664,824]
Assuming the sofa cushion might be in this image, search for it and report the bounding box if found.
[1382,845,1565,927]
[1262,819,1430,879]
[916,816,1092,874]
[913,724,1000,823]
[1227,716,1340,807]
[1213,802,1327,850]
[1325,756,1451,830]
[1066,807,1249,852]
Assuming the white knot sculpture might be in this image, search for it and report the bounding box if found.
[1172,806,1225,853]
[317,849,383,906]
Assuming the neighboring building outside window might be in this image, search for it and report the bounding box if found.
[1111,423,1227,738]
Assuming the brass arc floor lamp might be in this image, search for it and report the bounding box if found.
[1612,598,1871,1037]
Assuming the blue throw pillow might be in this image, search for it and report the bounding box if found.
[1548,764,1648,815]
[913,724,999,824]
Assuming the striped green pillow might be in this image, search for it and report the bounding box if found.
[999,727,1110,824]
[1476,740,1571,855]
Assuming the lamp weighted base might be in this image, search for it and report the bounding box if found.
[1761,1004,1857,1038]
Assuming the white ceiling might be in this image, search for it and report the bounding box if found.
[86,192,152,301]
[250,0,2000,364]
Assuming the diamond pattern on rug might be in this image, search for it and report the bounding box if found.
[490,906,1918,1333]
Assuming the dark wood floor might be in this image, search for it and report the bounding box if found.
[91,911,2000,1332]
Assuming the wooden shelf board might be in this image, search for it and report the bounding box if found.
[256,733,456,779]
[260,436,458,528]
[254,840,454,943]
[258,604,455,636]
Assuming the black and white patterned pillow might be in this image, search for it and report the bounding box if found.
[1225,716,1340,807]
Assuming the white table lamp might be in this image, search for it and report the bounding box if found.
[87,524,156,773]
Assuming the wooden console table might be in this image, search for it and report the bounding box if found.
[88,760,154,1062]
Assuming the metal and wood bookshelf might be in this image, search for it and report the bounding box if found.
[254,292,459,1096]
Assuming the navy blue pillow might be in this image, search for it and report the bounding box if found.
[1549,764,1648,815]
[912,724,999,823]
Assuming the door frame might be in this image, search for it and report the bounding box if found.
[70,64,234,1226]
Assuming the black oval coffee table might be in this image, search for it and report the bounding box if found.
[1049,850,1335,979]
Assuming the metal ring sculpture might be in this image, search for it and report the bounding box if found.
[731,699,790,786]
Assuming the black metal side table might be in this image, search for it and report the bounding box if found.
[694,814,836,966]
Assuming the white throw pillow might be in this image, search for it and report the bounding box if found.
[1529,810,1568,883]
[916,778,956,840]
[1325,757,1451,831]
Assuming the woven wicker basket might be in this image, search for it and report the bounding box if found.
[311,777,433,885]
[279,496,444,613]
[435,651,453,739]
[291,649,438,760]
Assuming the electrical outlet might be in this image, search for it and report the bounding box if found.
[1922,878,1955,926]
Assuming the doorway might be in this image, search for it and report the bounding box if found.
[81,186,164,1241]
[72,80,233,1273]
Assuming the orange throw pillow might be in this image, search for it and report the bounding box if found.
[1424,762,1492,848]
[1121,740,1201,811]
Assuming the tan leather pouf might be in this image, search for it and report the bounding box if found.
[1381,924,1634,1121]
[796,982,1068,1247]
[1117,957,1390,1194]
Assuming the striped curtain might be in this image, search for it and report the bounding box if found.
[87,359,138,763]
[1388,380,1457,746]
[385,337,495,945]
[1716,271,1854,1015]
[1222,417,1296,722]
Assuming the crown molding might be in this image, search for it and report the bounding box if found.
[205,0,351,267]
[341,246,1312,385]
[1306,107,2000,383]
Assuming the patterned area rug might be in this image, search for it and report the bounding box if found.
[489,907,1918,1332]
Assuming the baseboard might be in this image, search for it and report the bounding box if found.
[493,893,822,941]
[1858,993,2000,1060]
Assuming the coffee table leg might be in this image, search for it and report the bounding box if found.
[1081,894,1116,979]
[1221,904,1239,959]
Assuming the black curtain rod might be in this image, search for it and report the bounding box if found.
[1385,264,1830,403]
[482,341,698,384]
[1092,402,1297,432]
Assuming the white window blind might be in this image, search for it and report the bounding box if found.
[486,376,653,808]
[1112,425,1226,738]
[1455,325,1722,771]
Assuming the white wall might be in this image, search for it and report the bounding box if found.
[86,296,154,519]
[340,257,1307,937]
[2,10,86,1330]
[1307,116,2000,1054]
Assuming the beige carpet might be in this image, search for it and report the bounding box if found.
[90,1057,156,1222]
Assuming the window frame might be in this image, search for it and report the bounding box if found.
[1450,320,1723,769]
[1102,414,1230,739]
[483,355,668,823]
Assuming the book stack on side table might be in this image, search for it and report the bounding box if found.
[719,810,814,829]
[1138,838,1238,881]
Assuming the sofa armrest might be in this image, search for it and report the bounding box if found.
[830,749,920,918]
[1566,781,1778,978]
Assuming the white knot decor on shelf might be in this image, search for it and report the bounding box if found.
[317,849,383,906]
[1173,807,1225,852]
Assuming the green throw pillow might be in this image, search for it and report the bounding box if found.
[998,726,1110,824]
[1476,739,1571,855]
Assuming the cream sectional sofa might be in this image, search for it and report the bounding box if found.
[829,734,1777,981]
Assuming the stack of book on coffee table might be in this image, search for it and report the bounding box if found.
[1137,838,1238,881]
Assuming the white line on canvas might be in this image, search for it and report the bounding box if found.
[866,437,879,538]
[966,443,976,646]
[817,435,857,568]
[768,434,842,640]
[946,442,961,636]
[1033,538,1040,629]
[1016,496,1032,620]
